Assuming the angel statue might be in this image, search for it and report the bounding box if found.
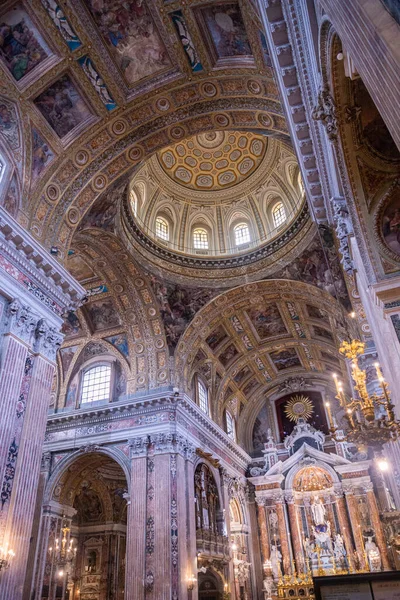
[365,537,382,572]
[270,545,282,579]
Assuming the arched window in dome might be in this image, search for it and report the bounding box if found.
[197,379,209,414]
[130,189,137,215]
[234,222,250,246]
[155,216,169,241]
[193,228,208,250]
[272,202,286,228]
[226,411,236,441]
[81,364,111,404]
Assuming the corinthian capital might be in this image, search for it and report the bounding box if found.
[34,318,63,361]
[6,298,39,345]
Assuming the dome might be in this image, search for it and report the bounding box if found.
[158,131,267,191]
[123,130,308,281]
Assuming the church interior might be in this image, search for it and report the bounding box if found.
[0,0,399,599]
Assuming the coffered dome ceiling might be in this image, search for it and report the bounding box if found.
[158,131,267,191]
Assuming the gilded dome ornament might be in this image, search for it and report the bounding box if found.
[284,395,314,423]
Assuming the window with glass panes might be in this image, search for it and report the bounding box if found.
[81,365,111,404]
[234,223,250,246]
[156,217,169,240]
[198,380,209,414]
[193,228,209,249]
[273,202,286,227]
[226,411,236,440]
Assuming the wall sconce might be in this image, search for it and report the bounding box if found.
[0,544,15,572]
[187,574,196,591]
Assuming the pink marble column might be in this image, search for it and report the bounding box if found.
[344,489,368,570]
[256,500,270,565]
[365,486,391,571]
[1,351,57,599]
[287,498,305,574]
[276,497,291,575]
[125,437,148,600]
[335,493,356,572]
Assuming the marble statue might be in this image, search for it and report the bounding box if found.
[303,536,315,559]
[270,545,282,579]
[366,537,382,572]
[311,496,326,526]
[312,521,333,555]
[333,534,346,561]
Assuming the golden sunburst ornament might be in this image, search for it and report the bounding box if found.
[284,395,314,423]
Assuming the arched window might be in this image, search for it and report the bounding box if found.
[130,189,137,215]
[226,411,236,441]
[272,202,286,227]
[234,223,250,246]
[197,379,209,414]
[194,464,221,533]
[193,228,208,250]
[81,364,111,404]
[155,216,169,241]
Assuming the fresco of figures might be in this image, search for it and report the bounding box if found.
[0,5,49,81]
[83,0,170,85]
[198,3,252,60]
[34,75,91,138]
[382,195,400,257]
[31,129,54,182]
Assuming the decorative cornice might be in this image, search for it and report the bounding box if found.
[0,208,85,321]
[122,197,310,270]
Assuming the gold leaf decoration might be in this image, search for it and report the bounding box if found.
[284,395,314,423]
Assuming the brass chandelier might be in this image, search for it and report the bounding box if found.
[325,340,400,450]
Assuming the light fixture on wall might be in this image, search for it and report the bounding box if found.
[327,340,400,450]
[187,574,196,591]
[0,543,15,572]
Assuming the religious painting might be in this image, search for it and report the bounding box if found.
[269,348,301,371]
[246,303,287,340]
[242,378,258,397]
[171,10,203,72]
[206,325,228,350]
[252,404,270,455]
[82,0,171,86]
[66,254,96,281]
[197,3,253,66]
[0,5,49,82]
[313,325,334,342]
[78,181,125,232]
[40,0,82,50]
[60,345,78,375]
[31,128,54,182]
[275,391,328,441]
[382,195,400,258]
[61,310,84,337]
[85,298,121,332]
[1,173,18,217]
[149,274,218,351]
[219,343,239,366]
[0,96,20,150]
[352,78,400,160]
[73,488,103,524]
[105,334,129,358]
[233,365,251,385]
[269,233,351,311]
[34,74,92,138]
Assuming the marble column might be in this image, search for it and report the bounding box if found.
[0,208,83,600]
[125,436,149,600]
[255,499,269,565]
[275,495,291,575]
[365,484,391,570]
[286,496,305,574]
[335,493,356,572]
[344,489,367,570]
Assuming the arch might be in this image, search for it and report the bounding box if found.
[272,201,286,228]
[44,446,131,504]
[192,226,210,251]
[285,460,339,491]
[155,215,169,241]
[233,222,251,247]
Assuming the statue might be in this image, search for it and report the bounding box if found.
[333,534,346,561]
[270,545,282,579]
[263,576,274,600]
[303,536,315,559]
[365,537,382,572]
[311,496,326,526]
[312,522,333,555]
